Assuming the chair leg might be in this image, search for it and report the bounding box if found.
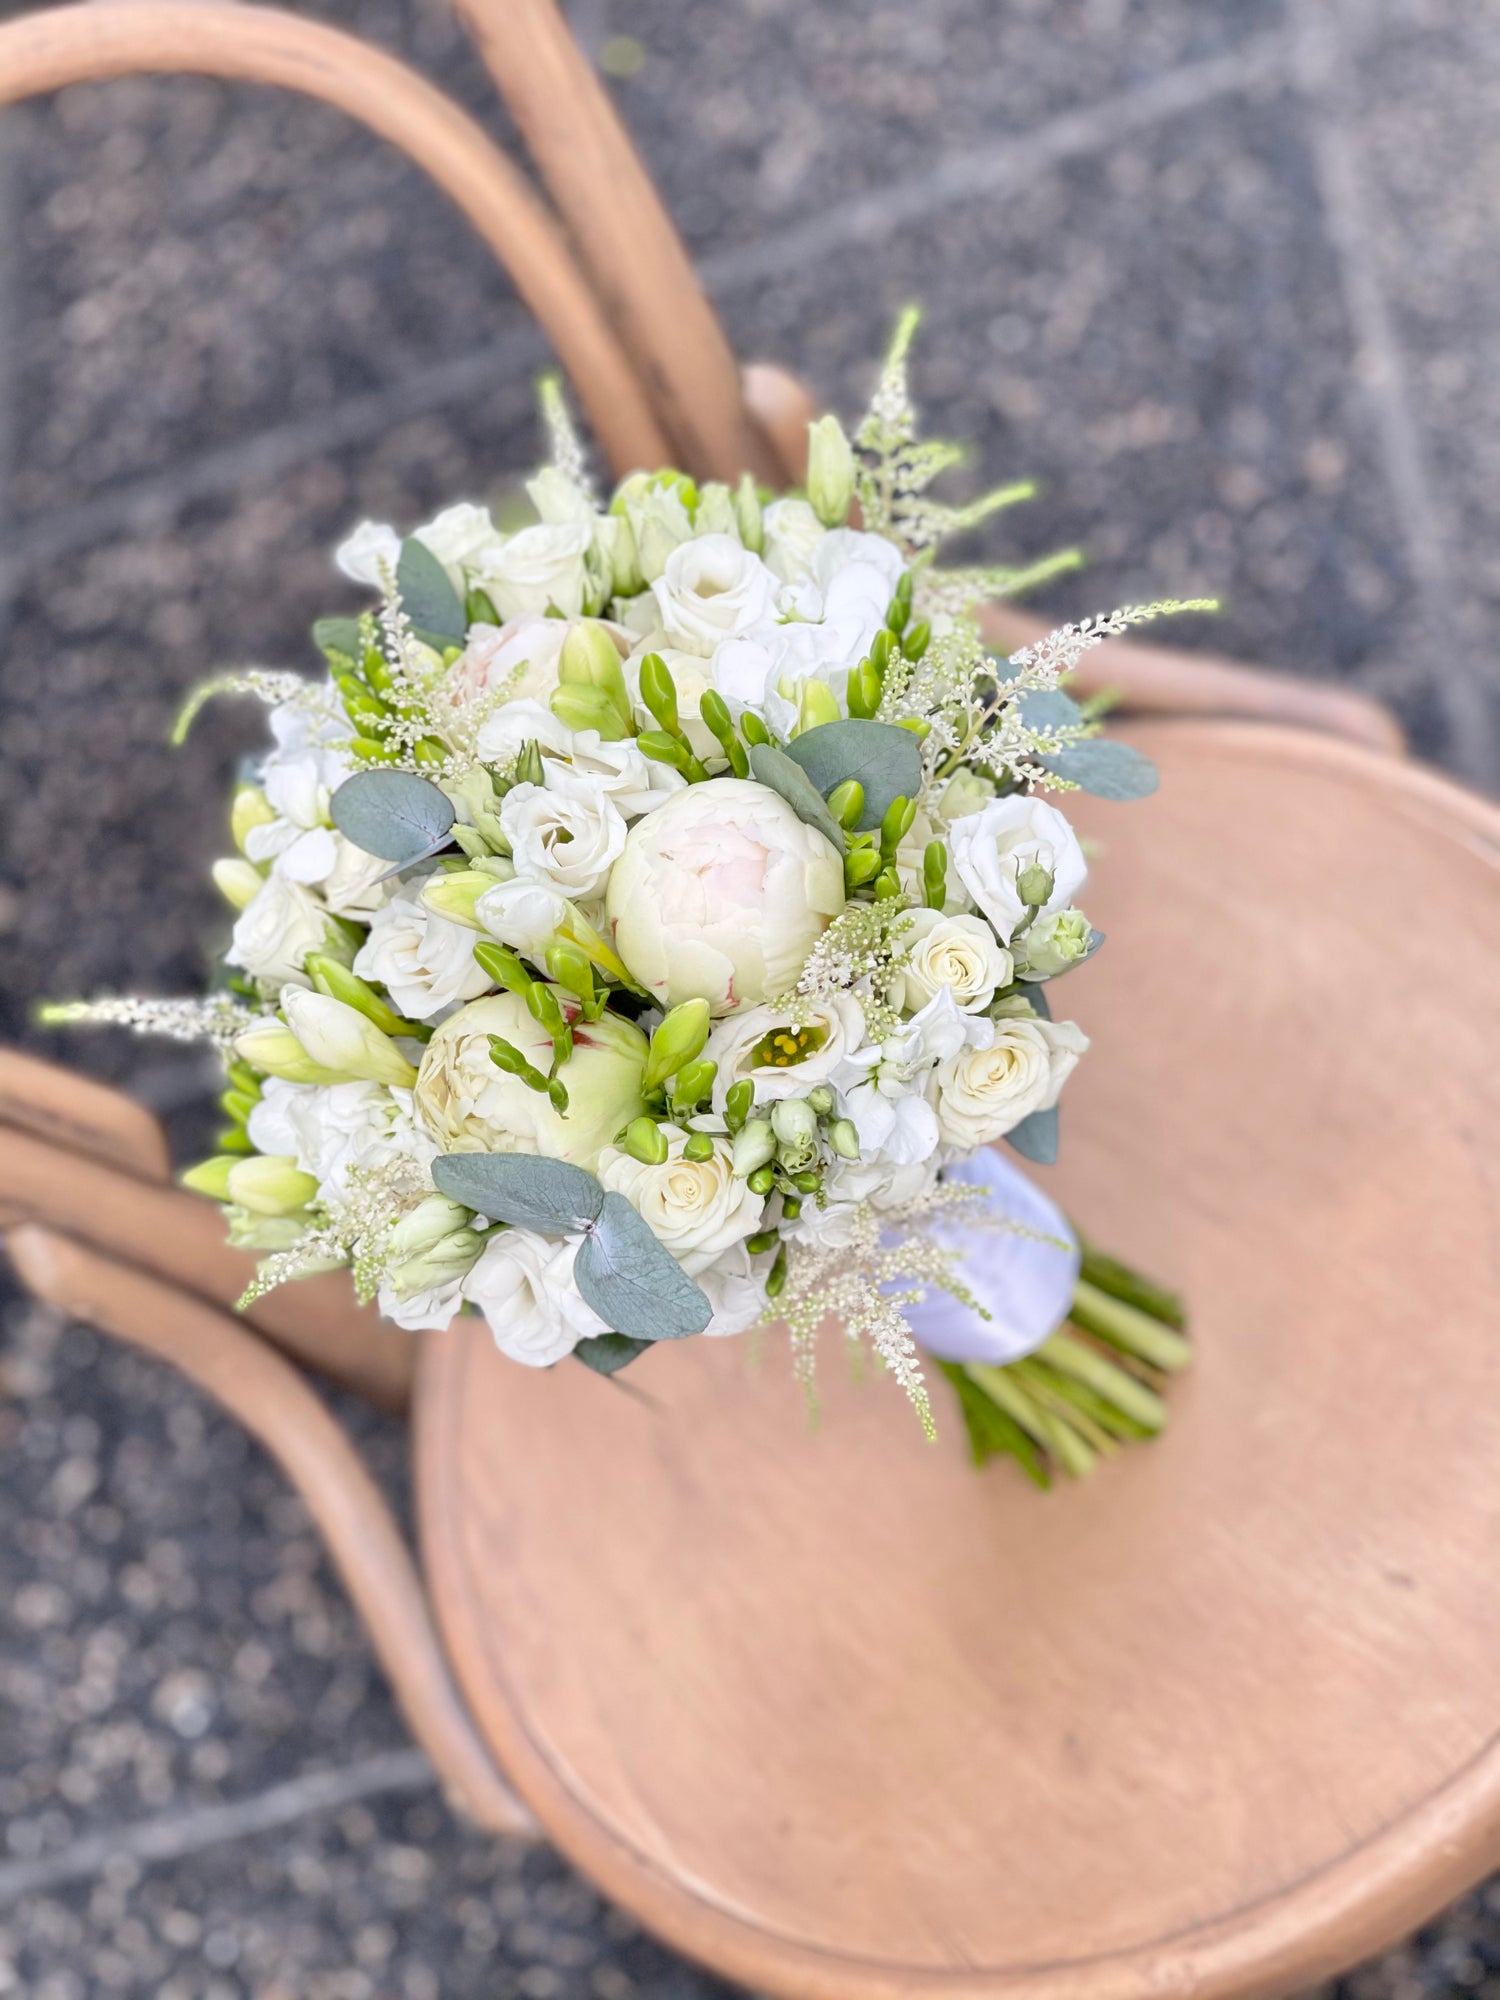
[0,1046,171,1182]
[5,1223,535,1840]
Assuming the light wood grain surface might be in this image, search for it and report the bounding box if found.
[416,721,1500,2000]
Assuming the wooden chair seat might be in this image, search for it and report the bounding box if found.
[412,720,1500,2000]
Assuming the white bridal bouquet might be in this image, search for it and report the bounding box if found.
[50,314,1203,1484]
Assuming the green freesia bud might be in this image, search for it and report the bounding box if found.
[180,1156,238,1202]
[747,1163,777,1197]
[682,1131,717,1163]
[231,786,276,855]
[638,652,680,734]
[771,1098,818,1150]
[693,482,739,537]
[732,1118,776,1178]
[389,1227,485,1299]
[305,953,413,1038]
[1020,908,1093,978]
[847,658,882,719]
[279,988,418,1088]
[225,1154,319,1217]
[544,939,595,1007]
[827,1118,861,1160]
[724,1078,756,1131]
[879,795,917,862]
[796,678,842,734]
[550,685,632,741]
[806,414,856,527]
[602,512,644,596]
[922,840,948,911]
[234,1019,350,1086]
[671,1057,718,1112]
[738,709,770,747]
[421,872,491,931]
[844,846,882,893]
[643,998,711,1092]
[212,858,264,912]
[828,780,865,830]
[515,739,546,788]
[558,621,633,731]
[636,730,689,769]
[1016,862,1055,907]
[734,472,764,553]
[621,1116,670,1166]
[902,618,931,661]
[388,1193,474,1261]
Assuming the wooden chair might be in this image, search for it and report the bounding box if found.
[4,5,1499,1995]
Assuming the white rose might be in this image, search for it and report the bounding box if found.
[947,796,1087,944]
[335,519,400,586]
[597,1127,764,1275]
[472,522,592,622]
[705,992,868,1110]
[935,1016,1089,1147]
[353,890,491,1021]
[413,992,647,1171]
[247,1078,436,1203]
[462,1230,607,1367]
[650,534,777,657]
[414,501,503,589]
[475,878,571,958]
[501,777,627,898]
[696,1240,770,1336]
[227,876,332,987]
[900,909,1012,1014]
[606,778,845,1016]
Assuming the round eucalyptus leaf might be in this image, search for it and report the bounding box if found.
[782,720,922,831]
[575,1192,713,1339]
[396,536,468,644]
[1016,687,1086,732]
[330,770,457,865]
[574,1333,653,1376]
[1041,738,1159,800]
[1003,1105,1059,1166]
[431,1153,605,1233]
[747,742,847,855]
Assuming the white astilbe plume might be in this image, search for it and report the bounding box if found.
[538,372,597,504]
[1004,599,1220,684]
[170,670,326,747]
[779,901,915,1042]
[236,1157,432,1311]
[353,564,515,776]
[37,995,265,1051]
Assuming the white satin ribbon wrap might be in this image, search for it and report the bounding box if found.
[901,1150,1080,1366]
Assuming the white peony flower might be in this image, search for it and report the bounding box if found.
[246,1078,436,1204]
[597,1127,764,1276]
[501,775,627,898]
[335,519,400,586]
[649,534,777,657]
[947,795,1088,945]
[227,876,332,988]
[471,521,592,623]
[606,778,846,1016]
[899,909,1013,1014]
[353,890,491,1021]
[706,992,869,1110]
[413,992,647,1171]
[934,1014,1089,1147]
[696,1240,771,1336]
[461,1230,608,1367]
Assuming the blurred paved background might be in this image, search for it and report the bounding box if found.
[3,0,1500,1993]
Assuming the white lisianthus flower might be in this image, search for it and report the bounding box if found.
[705,992,868,1110]
[479,700,683,818]
[471,521,592,622]
[413,992,647,1170]
[947,795,1088,944]
[227,876,332,988]
[779,526,905,626]
[649,534,777,657]
[1019,908,1094,980]
[247,1078,436,1204]
[335,519,401,586]
[934,1015,1089,1147]
[597,1127,764,1276]
[696,1240,771,1336]
[899,909,1013,1014]
[837,990,992,1165]
[475,877,570,958]
[461,1230,608,1367]
[243,702,353,878]
[713,618,872,733]
[760,498,828,585]
[317,834,392,919]
[501,775,627,898]
[606,778,845,1015]
[353,890,491,1021]
[376,1272,467,1333]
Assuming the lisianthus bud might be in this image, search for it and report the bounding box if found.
[1017,862,1055,907]
[806,1085,836,1117]
[629,487,695,583]
[693,482,739,538]
[441,769,509,855]
[389,1226,485,1299]
[389,1193,474,1260]
[550,686,632,742]
[231,785,277,854]
[280,987,418,1087]
[213,858,264,911]
[602,512,644,596]
[806,414,856,527]
[643,998,712,1092]
[732,1118,776,1177]
[1020,908,1093,979]
[421,872,492,931]
[770,1098,818,1149]
[234,1019,349,1085]
[734,472,764,553]
[225,1154,319,1217]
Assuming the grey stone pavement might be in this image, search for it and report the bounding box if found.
[3,0,1500,1992]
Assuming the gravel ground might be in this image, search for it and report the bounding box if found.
[3,0,1500,1993]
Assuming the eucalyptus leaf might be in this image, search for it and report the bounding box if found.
[1004,1106,1059,1167]
[396,536,468,645]
[783,720,922,831]
[747,743,847,855]
[575,1192,712,1339]
[1017,687,1086,732]
[431,1153,605,1233]
[1042,737,1159,800]
[574,1333,653,1376]
[330,770,456,866]
[1020,983,1052,1019]
[313,617,363,663]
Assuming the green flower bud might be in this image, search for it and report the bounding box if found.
[636,730,689,769]
[734,472,764,553]
[604,511,644,596]
[828,780,865,830]
[389,1194,474,1261]
[421,872,491,931]
[806,1085,835,1117]
[622,1115,670,1166]
[780,1197,802,1221]
[231,786,276,855]
[879,794,917,862]
[638,652,680,734]
[306,953,413,1038]
[937,767,995,821]
[627,486,695,583]
[724,1079,756,1131]
[544,939,596,1007]
[226,1208,317,1252]
[847,658,882,720]
[643,998,712,1092]
[693,482,739,537]
[765,1244,788,1298]
[389,1221,485,1298]
[732,1117,776,1178]
[795,678,842,735]
[922,840,948,911]
[234,1020,349,1086]
[902,618,931,661]
[738,709,770,747]
[747,1164,777,1197]
[1020,908,1093,978]
[790,1167,823,1194]
[682,1131,717,1163]
[558,621,633,731]
[550,685,632,741]
[770,1097,818,1149]
[280,988,418,1088]
[806,414,857,527]
[225,1154,319,1217]
[844,846,882,893]
[180,1156,239,1202]
[870,629,894,675]
[212,858,264,911]
[1016,862,1055,908]
[514,739,546,788]
[441,768,509,855]
[827,1118,861,1160]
